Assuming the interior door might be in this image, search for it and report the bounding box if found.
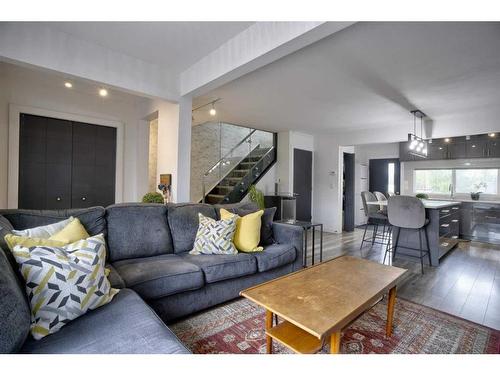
[19,114,73,210]
[18,113,116,210]
[72,122,116,208]
[343,152,355,231]
[293,148,312,222]
[369,158,400,196]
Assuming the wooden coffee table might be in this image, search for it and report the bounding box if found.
[240,256,407,354]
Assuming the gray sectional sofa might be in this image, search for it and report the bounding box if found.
[0,202,303,354]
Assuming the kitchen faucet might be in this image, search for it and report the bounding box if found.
[449,183,454,199]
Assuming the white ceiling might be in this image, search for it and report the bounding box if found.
[45,22,254,73]
[194,22,500,134]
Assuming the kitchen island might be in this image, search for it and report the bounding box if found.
[368,199,461,266]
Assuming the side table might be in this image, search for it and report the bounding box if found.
[274,220,324,267]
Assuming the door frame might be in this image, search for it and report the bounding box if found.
[8,104,124,208]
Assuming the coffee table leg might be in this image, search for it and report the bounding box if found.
[330,331,341,354]
[266,310,273,354]
[386,286,397,337]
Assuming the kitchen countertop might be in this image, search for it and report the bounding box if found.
[428,198,500,204]
[420,199,461,209]
[366,199,461,209]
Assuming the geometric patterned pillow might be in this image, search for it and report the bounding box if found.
[189,213,238,255]
[10,234,119,340]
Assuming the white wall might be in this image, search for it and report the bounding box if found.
[0,62,152,208]
[0,62,192,208]
[139,97,192,203]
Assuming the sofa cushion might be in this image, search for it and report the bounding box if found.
[253,244,297,272]
[180,253,257,283]
[167,203,217,253]
[113,254,204,299]
[0,214,14,252]
[0,207,106,237]
[0,248,31,353]
[21,289,190,354]
[106,263,126,289]
[214,202,259,218]
[106,204,174,262]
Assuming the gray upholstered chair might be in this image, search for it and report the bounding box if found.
[359,191,390,254]
[385,195,431,274]
[373,191,388,212]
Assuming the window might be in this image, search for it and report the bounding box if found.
[387,163,395,194]
[456,169,498,194]
[415,169,452,194]
[414,168,499,195]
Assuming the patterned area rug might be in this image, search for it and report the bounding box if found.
[170,297,500,354]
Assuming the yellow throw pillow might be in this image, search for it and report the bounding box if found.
[4,234,67,251]
[220,208,264,253]
[49,218,90,244]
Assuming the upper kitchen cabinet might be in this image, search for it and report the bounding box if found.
[487,137,500,157]
[400,133,500,161]
[465,135,488,158]
[465,134,500,158]
[427,137,466,160]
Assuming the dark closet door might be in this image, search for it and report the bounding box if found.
[18,114,116,210]
[293,148,313,222]
[71,122,116,208]
[19,114,72,210]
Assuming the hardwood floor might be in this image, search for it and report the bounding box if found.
[305,227,500,330]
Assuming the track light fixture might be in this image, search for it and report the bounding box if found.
[192,98,221,118]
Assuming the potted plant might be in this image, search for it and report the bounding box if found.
[471,182,487,201]
[248,185,265,209]
[142,192,165,204]
[415,193,429,199]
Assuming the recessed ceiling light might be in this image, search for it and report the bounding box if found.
[489,133,496,138]
[64,82,73,88]
[464,162,471,166]
[444,138,450,143]
[99,88,108,97]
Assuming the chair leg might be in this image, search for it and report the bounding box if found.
[360,223,369,253]
[418,228,425,274]
[372,224,378,246]
[392,227,400,260]
[424,227,432,266]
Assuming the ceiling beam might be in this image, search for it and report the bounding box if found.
[180,21,355,97]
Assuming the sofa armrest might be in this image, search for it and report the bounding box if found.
[272,222,304,271]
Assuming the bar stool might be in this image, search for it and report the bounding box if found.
[360,191,391,254]
[385,196,432,274]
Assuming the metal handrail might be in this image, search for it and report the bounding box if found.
[203,129,257,177]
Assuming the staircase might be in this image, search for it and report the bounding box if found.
[202,131,277,204]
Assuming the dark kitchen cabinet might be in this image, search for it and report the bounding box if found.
[466,137,488,158]
[428,143,449,160]
[487,139,500,157]
[447,140,467,159]
[460,202,500,245]
[18,113,117,210]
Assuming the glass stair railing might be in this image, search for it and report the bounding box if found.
[201,128,276,204]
